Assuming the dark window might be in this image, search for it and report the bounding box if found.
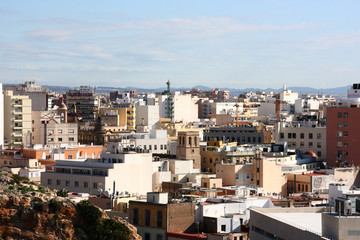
[56,180,61,186]
[75,181,79,187]
[221,225,226,232]
[300,133,304,139]
[338,112,342,118]
[344,150,349,156]
[292,133,296,139]
[257,180,260,185]
[344,122,348,128]
[288,133,291,139]
[344,112,348,118]
[157,211,163,228]
[344,131,348,137]
[145,209,151,227]
[309,133,313,139]
[156,235,163,240]
[48,179,52,185]
[317,133,321,139]
[257,167,260,173]
[133,208,139,225]
[84,182,88,188]
[66,180,70,186]
[144,233,150,240]
[280,133,284,139]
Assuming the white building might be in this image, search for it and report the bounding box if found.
[200,100,243,119]
[280,85,298,104]
[295,98,320,114]
[136,105,159,129]
[158,92,199,123]
[41,151,153,195]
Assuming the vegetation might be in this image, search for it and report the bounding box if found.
[56,188,69,197]
[76,200,130,240]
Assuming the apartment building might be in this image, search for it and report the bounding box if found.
[327,83,360,167]
[65,86,99,122]
[203,125,264,145]
[3,90,32,148]
[136,105,159,129]
[201,141,257,173]
[129,192,196,240]
[0,83,3,149]
[41,150,153,195]
[275,122,326,160]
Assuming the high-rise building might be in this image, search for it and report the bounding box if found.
[0,83,4,149]
[3,90,32,148]
[327,84,360,167]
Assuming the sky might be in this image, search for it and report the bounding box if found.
[1,0,360,89]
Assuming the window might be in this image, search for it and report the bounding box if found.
[337,131,343,137]
[288,133,292,139]
[309,142,313,147]
[48,130,54,134]
[257,180,260,185]
[65,180,70,186]
[344,122,348,128]
[300,133,304,139]
[133,208,139,225]
[149,145,152,150]
[317,133,321,139]
[144,233,150,240]
[280,133,284,139]
[337,141,343,147]
[309,133,313,139]
[56,180,61,186]
[160,145,163,150]
[69,137,74,142]
[157,211,163,228]
[344,131,348,137]
[69,129,75,133]
[221,225,226,232]
[154,145,157,150]
[338,112,342,118]
[164,145,167,150]
[93,182,98,189]
[338,122,343,128]
[344,150,349,156]
[48,138,54,143]
[210,158,213,163]
[317,151,322,157]
[145,209,151,227]
[75,181,79,187]
[317,142,321,148]
[344,112,348,118]
[257,167,260,173]
[68,155,72,159]
[58,137,63,142]
[58,129,63,134]
[300,142,304,147]
[156,234,163,240]
[204,182,207,188]
[48,179,52,185]
[143,145,147,150]
[203,158,206,163]
[84,182,88,188]
[292,133,296,139]
[344,141,348,147]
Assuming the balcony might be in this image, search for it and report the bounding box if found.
[12,131,22,137]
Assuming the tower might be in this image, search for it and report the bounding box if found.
[57,99,68,123]
[176,131,201,169]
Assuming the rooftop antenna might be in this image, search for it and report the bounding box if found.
[166,80,171,120]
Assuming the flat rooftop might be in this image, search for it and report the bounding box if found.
[268,212,322,235]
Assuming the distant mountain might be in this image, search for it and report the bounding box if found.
[7,83,350,96]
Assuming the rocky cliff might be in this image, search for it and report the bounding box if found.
[0,170,141,240]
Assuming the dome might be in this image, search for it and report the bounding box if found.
[58,100,67,110]
[304,151,317,158]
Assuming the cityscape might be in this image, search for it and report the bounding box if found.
[1,1,360,240]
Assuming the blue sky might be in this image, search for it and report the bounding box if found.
[1,0,360,89]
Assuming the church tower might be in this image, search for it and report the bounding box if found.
[176,131,201,169]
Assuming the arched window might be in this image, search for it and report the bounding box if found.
[189,137,192,146]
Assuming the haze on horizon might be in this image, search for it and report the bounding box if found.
[1,0,360,89]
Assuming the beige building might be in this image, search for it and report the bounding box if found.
[176,131,201,169]
[99,106,136,130]
[4,90,32,148]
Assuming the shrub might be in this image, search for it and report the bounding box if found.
[57,189,69,197]
[49,199,63,213]
[92,219,130,240]
[33,201,48,212]
[37,185,46,193]
[76,200,102,227]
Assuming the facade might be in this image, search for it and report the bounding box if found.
[0,83,3,149]
[3,90,32,148]
[203,125,264,145]
[176,131,201,169]
[41,151,153,195]
[66,86,99,122]
[5,81,48,111]
[136,105,160,129]
[129,193,196,240]
[158,92,199,123]
[275,122,326,160]
[327,83,360,167]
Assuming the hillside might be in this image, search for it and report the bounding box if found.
[0,170,140,240]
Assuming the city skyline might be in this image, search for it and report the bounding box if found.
[1,1,360,89]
